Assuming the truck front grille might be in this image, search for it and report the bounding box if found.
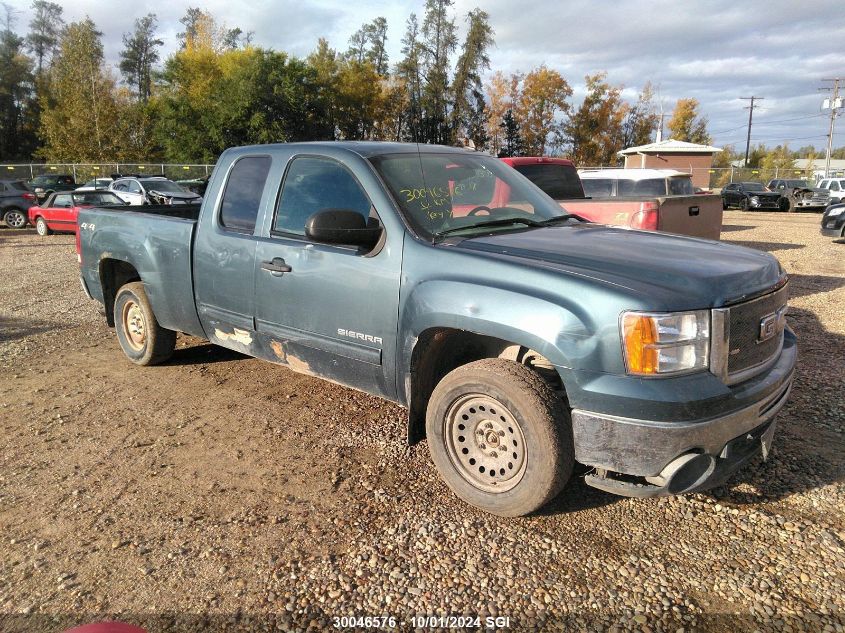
[725,285,788,382]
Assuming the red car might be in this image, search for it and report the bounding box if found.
[29,190,127,236]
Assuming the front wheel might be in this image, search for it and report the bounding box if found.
[35,217,51,235]
[114,281,176,365]
[740,198,749,211]
[3,208,27,228]
[425,358,574,517]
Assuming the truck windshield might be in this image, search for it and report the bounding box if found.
[369,152,570,239]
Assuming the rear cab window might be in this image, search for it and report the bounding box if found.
[513,164,584,199]
[219,156,272,233]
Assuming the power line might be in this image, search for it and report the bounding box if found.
[740,96,763,167]
[709,113,825,137]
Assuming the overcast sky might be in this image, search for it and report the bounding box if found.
[10,0,845,152]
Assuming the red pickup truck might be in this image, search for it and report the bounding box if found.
[501,157,723,240]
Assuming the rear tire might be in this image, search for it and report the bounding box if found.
[114,281,176,366]
[3,208,27,228]
[425,358,574,517]
[778,197,793,213]
[35,217,51,236]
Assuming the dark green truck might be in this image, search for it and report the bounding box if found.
[78,142,796,516]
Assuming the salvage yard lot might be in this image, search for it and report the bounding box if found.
[0,211,843,631]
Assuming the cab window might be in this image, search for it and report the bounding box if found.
[274,157,373,237]
[53,194,73,207]
[219,156,272,233]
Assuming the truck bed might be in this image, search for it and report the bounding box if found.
[562,195,723,240]
[77,203,205,338]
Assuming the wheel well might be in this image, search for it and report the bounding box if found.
[406,328,562,445]
[100,259,141,327]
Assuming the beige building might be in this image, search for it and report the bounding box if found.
[617,139,722,189]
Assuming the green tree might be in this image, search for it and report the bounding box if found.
[420,0,457,144]
[119,14,163,103]
[759,144,795,182]
[396,14,423,142]
[450,8,492,144]
[365,17,389,76]
[515,65,571,155]
[25,0,63,78]
[666,97,711,144]
[39,19,125,161]
[498,108,523,157]
[621,82,658,149]
[564,72,626,166]
[306,37,340,140]
[711,144,739,187]
[0,4,37,159]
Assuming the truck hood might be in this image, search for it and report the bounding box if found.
[449,224,785,309]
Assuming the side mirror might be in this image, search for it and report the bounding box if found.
[305,209,382,249]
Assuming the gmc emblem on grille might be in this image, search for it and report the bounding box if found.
[758,305,787,342]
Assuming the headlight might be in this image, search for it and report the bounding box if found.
[829,207,844,217]
[750,196,759,206]
[621,310,710,376]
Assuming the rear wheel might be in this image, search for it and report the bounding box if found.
[778,197,793,213]
[35,217,51,235]
[114,281,176,366]
[425,358,573,517]
[3,208,27,228]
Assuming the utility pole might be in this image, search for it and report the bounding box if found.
[740,97,763,168]
[821,78,842,179]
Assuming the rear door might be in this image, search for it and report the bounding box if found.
[193,155,274,350]
[252,154,402,399]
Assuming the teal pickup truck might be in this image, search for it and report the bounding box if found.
[78,142,796,516]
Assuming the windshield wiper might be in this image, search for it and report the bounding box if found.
[535,213,586,225]
[434,217,542,239]
[434,214,585,241]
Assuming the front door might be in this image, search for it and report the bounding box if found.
[253,155,401,400]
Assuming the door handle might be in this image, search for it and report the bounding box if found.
[261,257,292,276]
[688,206,700,216]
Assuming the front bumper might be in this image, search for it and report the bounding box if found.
[820,226,842,237]
[570,329,796,497]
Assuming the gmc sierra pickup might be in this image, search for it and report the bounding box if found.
[78,142,796,516]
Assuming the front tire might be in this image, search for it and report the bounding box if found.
[425,358,574,517]
[740,198,749,211]
[35,217,51,236]
[3,208,27,228]
[114,281,176,366]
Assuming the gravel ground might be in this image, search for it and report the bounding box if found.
[0,212,843,632]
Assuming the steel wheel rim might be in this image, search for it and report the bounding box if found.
[36,218,47,235]
[444,394,527,493]
[6,211,25,228]
[121,300,146,351]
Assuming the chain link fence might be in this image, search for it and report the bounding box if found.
[0,163,215,183]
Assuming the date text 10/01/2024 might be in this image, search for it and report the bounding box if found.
[332,615,512,629]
